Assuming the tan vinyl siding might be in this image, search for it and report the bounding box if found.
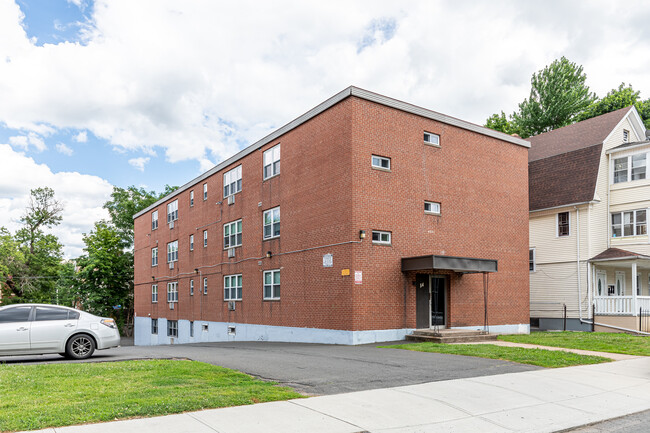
[530,262,589,319]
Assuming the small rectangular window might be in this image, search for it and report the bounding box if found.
[623,129,629,142]
[167,282,178,303]
[224,274,243,301]
[557,212,570,237]
[424,132,440,146]
[190,190,194,207]
[167,320,178,338]
[203,230,208,247]
[224,220,243,249]
[203,277,208,294]
[224,165,243,197]
[424,201,441,215]
[614,157,628,184]
[203,183,208,200]
[263,207,280,240]
[167,240,178,263]
[151,247,158,267]
[529,249,536,272]
[190,279,194,296]
[371,155,391,170]
[263,270,280,300]
[151,318,158,334]
[189,234,194,251]
[263,144,281,179]
[167,200,178,223]
[151,284,158,303]
[372,230,392,245]
[151,210,158,230]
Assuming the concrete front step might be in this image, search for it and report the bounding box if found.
[406,329,498,343]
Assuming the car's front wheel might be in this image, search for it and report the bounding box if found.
[65,334,95,359]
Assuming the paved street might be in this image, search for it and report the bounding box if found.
[0,340,539,395]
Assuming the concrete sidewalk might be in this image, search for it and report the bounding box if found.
[22,357,650,433]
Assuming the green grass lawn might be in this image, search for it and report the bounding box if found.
[499,331,650,356]
[379,342,611,368]
[0,359,303,432]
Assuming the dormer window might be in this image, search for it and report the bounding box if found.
[623,129,629,143]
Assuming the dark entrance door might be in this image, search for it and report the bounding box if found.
[431,276,445,327]
[415,274,429,329]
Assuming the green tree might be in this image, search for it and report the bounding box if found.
[578,83,640,121]
[512,57,596,138]
[0,227,25,301]
[485,111,521,136]
[76,221,133,329]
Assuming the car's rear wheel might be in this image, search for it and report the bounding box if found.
[65,334,95,359]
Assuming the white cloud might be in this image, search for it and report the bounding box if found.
[56,142,73,155]
[73,131,87,142]
[0,143,112,258]
[8,132,46,152]
[0,0,649,171]
[128,156,150,171]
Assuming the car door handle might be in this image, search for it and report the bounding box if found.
[64,323,75,327]
[16,327,28,331]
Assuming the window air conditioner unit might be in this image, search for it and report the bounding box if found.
[169,221,174,229]
[169,262,174,269]
[227,195,235,205]
[169,302,174,310]
[228,248,235,258]
[228,301,236,311]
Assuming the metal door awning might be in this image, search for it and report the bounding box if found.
[401,255,498,273]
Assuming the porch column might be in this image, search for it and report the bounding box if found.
[632,261,638,316]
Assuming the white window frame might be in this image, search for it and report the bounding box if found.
[167,200,178,223]
[424,131,440,146]
[167,282,178,303]
[263,207,280,240]
[224,165,242,198]
[189,234,194,251]
[151,284,158,303]
[224,219,243,249]
[203,277,208,295]
[615,271,625,296]
[372,230,392,245]
[167,320,178,337]
[613,152,647,184]
[190,279,194,296]
[424,201,441,215]
[151,247,158,267]
[263,269,280,300]
[371,155,391,171]
[529,248,536,273]
[623,129,629,143]
[203,183,208,201]
[167,240,178,263]
[204,230,208,247]
[224,274,242,301]
[263,144,281,180]
[190,190,194,207]
[557,212,570,237]
[611,209,647,237]
[151,210,158,230]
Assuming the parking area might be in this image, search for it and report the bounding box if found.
[0,340,540,395]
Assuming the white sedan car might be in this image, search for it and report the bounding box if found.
[0,304,121,359]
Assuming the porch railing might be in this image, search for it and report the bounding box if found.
[594,296,650,315]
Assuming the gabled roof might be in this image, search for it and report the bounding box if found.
[529,143,602,211]
[527,106,633,162]
[589,248,650,262]
[607,139,650,154]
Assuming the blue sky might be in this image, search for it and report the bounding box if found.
[2,0,650,257]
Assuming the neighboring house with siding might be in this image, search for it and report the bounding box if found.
[528,106,650,331]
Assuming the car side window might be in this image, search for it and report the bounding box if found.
[34,306,72,321]
[68,310,80,320]
[0,306,32,323]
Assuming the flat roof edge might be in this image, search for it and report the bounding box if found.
[134,86,529,219]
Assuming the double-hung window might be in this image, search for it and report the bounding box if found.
[151,284,158,303]
[167,282,178,303]
[167,320,178,338]
[371,155,390,170]
[189,234,194,251]
[424,132,440,146]
[203,277,208,294]
[557,212,570,237]
[224,220,242,248]
[263,270,280,300]
[632,154,647,181]
[263,144,281,179]
[203,230,208,247]
[151,210,158,230]
[203,183,208,200]
[190,190,194,207]
[529,249,536,272]
[151,247,158,267]
[612,209,647,237]
[224,274,242,301]
[614,153,647,183]
[151,318,158,334]
[263,207,280,239]
[167,200,178,223]
[372,230,391,245]
[167,240,178,263]
[224,165,242,197]
[190,279,194,296]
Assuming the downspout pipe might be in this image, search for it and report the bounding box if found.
[575,206,583,322]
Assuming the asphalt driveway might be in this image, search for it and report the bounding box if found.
[0,340,540,395]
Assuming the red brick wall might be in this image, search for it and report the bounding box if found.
[134,95,529,333]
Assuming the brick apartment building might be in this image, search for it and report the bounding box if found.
[133,87,531,346]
